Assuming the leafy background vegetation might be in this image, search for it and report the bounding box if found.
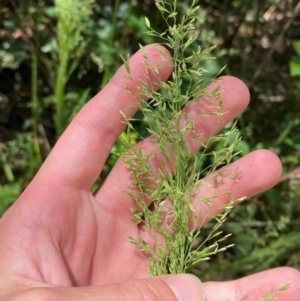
[1,0,300,281]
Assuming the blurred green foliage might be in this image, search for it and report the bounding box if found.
[0,0,300,281]
[289,40,300,76]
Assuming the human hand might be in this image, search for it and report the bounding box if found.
[0,45,299,301]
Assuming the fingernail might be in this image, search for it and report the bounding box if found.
[165,274,206,301]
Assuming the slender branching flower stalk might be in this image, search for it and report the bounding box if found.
[121,8,292,300]
[54,0,94,137]
[121,0,239,276]
[120,0,243,277]
[118,1,291,299]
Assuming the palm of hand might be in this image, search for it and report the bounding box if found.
[0,185,147,288]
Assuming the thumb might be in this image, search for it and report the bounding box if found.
[4,274,206,301]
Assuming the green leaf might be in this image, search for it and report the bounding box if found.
[0,183,22,215]
[292,40,300,57]
[289,55,300,76]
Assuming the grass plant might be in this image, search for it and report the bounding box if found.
[100,0,121,88]
[121,0,241,277]
[121,2,291,299]
[54,0,94,137]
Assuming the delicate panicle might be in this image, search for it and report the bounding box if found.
[122,0,242,276]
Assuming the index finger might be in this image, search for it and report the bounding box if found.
[33,45,173,190]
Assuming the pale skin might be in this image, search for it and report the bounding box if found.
[0,45,300,301]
